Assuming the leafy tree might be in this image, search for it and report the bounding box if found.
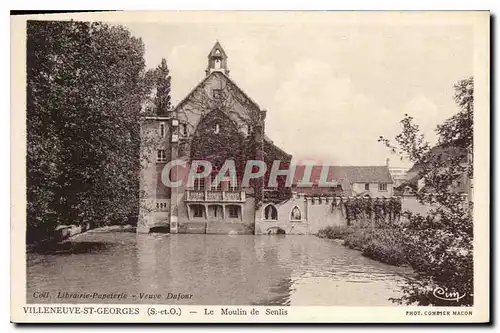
[379,77,474,306]
[154,58,172,115]
[27,20,151,243]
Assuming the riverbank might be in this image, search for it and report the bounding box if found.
[317,226,408,266]
[27,224,136,253]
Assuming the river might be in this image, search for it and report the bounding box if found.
[27,231,410,306]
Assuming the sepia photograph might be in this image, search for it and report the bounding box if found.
[11,10,490,323]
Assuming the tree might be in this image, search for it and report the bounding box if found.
[379,77,474,306]
[154,58,172,115]
[27,21,151,243]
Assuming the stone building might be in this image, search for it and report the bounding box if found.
[291,165,394,197]
[138,42,291,234]
[138,42,399,235]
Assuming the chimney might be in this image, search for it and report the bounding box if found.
[386,158,390,167]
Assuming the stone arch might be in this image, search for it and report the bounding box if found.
[264,204,278,220]
[149,226,170,234]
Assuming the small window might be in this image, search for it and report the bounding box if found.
[365,183,369,191]
[180,123,187,136]
[264,205,278,220]
[157,149,167,162]
[213,89,222,100]
[192,205,204,218]
[378,183,387,191]
[159,122,166,138]
[291,206,302,221]
[194,178,205,191]
[214,123,220,134]
[228,205,239,218]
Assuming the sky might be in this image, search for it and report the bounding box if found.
[123,17,474,168]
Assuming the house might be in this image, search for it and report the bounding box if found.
[138,41,291,234]
[403,143,471,196]
[291,165,394,197]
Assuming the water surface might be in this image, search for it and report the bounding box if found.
[27,232,410,306]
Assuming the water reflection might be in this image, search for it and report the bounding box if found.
[27,232,410,306]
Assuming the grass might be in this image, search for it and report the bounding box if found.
[318,225,408,266]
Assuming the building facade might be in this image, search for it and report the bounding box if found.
[138,42,290,234]
[138,42,399,235]
[292,165,394,197]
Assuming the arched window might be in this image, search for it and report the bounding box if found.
[264,204,278,220]
[290,206,302,221]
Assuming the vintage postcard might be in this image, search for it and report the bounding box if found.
[11,11,490,323]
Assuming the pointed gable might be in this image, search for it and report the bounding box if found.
[208,41,227,58]
[173,71,261,120]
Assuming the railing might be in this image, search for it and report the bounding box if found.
[185,190,246,202]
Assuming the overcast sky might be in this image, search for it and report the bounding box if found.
[123,18,473,168]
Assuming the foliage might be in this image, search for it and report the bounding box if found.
[316,225,352,239]
[262,140,293,204]
[27,21,150,244]
[333,197,402,226]
[154,58,172,115]
[355,228,407,266]
[176,71,292,208]
[318,225,407,266]
[190,109,247,179]
[378,77,474,306]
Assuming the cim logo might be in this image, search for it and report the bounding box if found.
[432,287,466,302]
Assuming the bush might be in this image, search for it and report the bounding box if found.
[317,225,352,239]
[360,229,407,266]
[343,228,373,251]
[343,227,407,266]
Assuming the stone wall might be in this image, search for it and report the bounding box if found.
[255,194,402,235]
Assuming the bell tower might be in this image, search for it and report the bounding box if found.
[206,41,229,76]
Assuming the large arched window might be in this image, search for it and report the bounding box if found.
[264,204,278,220]
[290,206,302,221]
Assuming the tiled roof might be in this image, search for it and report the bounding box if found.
[292,165,393,185]
[340,166,394,184]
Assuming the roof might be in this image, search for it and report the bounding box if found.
[408,142,467,173]
[292,165,394,186]
[402,142,469,192]
[341,166,394,184]
[173,71,262,115]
